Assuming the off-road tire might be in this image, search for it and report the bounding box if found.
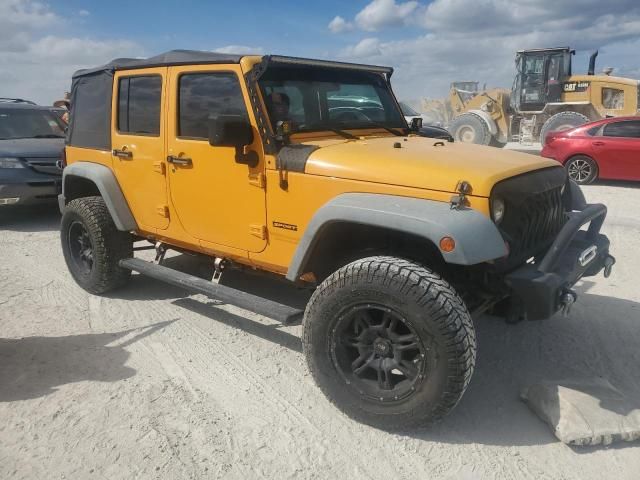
[540,111,589,144]
[61,196,133,294]
[449,113,492,145]
[565,155,599,185]
[302,256,476,429]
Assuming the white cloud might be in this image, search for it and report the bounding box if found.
[328,16,354,33]
[355,0,419,31]
[0,0,143,104]
[334,0,640,102]
[213,45,264,55]
[340,38,382,58]
[78,9,90,16]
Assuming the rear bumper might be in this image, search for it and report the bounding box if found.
[539,145,556,160]
[0,170,61,205]
[505,203,614,320]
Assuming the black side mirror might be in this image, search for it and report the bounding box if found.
[208,115,254,147]
[410,117,423,131]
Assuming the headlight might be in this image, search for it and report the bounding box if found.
[0,157,25,169]
[491,197,506,224]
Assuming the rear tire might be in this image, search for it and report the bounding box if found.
[449,113,492,145]
[61,196,133,294]
[565,155,598,185]
[302,256,476,429]
[540,111,589,144]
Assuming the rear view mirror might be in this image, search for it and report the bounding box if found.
[208,115,254,147]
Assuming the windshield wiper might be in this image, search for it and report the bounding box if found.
[365,124,406,136]
[327,128,358,139]
[33,134,65,138]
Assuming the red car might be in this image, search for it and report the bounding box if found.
[541,116,640,184]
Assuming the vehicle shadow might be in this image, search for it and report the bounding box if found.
[0,203,60,232]
[406,292,640,447]
[0,320,174,402]
[174,297,303,353]
[114,255,640,447]
[590,179,640,189]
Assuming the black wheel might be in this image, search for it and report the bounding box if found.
[61,196,133,294]
[565,155,598,185]
[303,256,476,429]
[449,113,491,145]
[540,111,589,144]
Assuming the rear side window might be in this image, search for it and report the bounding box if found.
[178,73,248,139]
[68,72,112,149]
[117,75,162,135]
[603,120,640,138]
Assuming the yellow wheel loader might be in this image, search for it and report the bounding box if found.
[426,47,640,146]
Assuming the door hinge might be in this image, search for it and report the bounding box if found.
[249,224,267,239]
[153,161,166,175]
[248,172,266,189]
[156,205,169,218]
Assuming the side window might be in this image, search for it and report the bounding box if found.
[602,88,624,110]
[117,75,162,135]
[603,121,640,138]
[178,73,248,139]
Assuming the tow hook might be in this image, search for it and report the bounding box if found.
[559,289,577,317]
[603,255,615,278]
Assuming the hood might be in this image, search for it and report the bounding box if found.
[303,136,559,197]
[0,138,65,158]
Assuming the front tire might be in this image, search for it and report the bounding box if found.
[61,196,133,294]
[302,256,476,429]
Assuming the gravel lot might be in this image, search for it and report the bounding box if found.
[1,181,639,479]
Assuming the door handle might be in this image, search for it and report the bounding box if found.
[592,141,605,146]
[167,155,192,166]
[113,148,133,159]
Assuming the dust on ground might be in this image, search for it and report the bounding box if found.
[1,183,640,479]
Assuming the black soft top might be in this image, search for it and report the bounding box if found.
[72,49,245,78]
[68,50,394,151]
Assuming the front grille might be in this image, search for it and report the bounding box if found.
[501,187,566,263]
[492,167,568,268]
[23,157,61,175]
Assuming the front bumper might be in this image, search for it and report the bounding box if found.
[0,169,61,206]
[505,203,614,320]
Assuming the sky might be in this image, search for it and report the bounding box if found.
[2,0,640,106]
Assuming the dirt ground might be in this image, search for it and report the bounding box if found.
[1,182,639,480]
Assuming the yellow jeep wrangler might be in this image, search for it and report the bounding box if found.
[59,50,615,428]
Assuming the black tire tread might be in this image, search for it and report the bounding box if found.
[61,196,132,294]
[450,113,492,145]
[540,111,590,144]
[303,256,476,429]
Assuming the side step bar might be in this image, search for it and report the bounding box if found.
[119,258,304,324]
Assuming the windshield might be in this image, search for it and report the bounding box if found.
[259,66,407,135]
[399,101,419,116]
[0,108,66,140]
